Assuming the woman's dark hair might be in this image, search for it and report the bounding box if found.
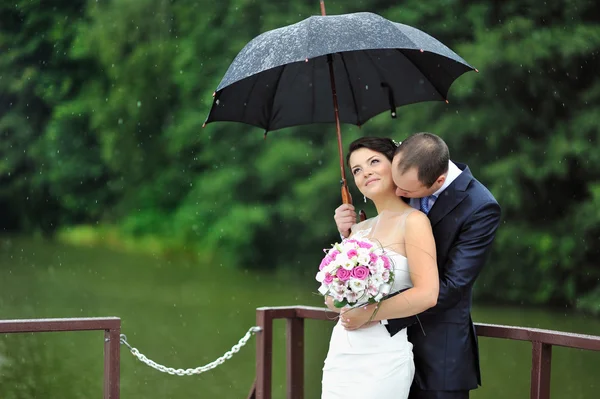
[346,137,397,167]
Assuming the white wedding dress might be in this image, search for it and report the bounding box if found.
[321,214,415,399]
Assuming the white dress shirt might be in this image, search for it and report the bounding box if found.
[409,160,462,211]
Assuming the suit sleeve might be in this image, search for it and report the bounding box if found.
[385,200,501,332]
[422,200,501,315]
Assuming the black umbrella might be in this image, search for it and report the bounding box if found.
[204,1,476,206]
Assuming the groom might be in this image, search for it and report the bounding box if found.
[334,132,501,399]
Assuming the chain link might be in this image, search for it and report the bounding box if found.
[119,326,262,376]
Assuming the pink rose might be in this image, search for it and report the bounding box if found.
[369,252,378,264]
[319,256,332,271]
[351,266,369,280]
[358,241,372,249]
[329,249,340,259]
[347,249,358,259]
[324,273,334,284]
[382,256,391,270]
[336,268,351,282]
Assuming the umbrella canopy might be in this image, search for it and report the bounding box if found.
[204,6,476,207]
[204,11,475,131]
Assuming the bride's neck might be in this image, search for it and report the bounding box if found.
[373,195,408,214]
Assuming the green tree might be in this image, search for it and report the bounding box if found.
[2,0,600,314]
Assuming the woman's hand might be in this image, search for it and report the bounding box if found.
[324,296,341,313]
[340,303,379,330]
[334,204,356,238]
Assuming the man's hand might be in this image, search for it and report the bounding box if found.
[334,204,356,238]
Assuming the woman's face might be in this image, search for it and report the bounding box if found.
[349,147,395,200]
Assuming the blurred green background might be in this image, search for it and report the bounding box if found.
[1,0,599,398]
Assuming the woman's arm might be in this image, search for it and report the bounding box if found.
[341,212,439,326]
[375,211,439,319]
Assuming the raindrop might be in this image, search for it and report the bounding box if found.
[137,101,142,107]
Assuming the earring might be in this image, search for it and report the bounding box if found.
[364,195,367,203]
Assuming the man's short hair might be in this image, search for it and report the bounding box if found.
[394,133,449,187]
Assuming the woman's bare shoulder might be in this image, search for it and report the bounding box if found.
[405,209,433,234]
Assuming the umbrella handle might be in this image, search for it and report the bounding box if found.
[341,181,367,222]
[341,182,352,204]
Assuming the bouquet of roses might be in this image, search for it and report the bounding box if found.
[316,238,394,308]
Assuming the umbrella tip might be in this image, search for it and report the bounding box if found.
[212,92,216,97]
[420,49,424,53]
[305,58,309,62]
[445,99,449,104]
[264,131,268,140]
[475,68,479,73]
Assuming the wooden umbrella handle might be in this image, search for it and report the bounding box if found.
[341,181,352,204]
[341,181,367,222]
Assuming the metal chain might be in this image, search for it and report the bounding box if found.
[119,326,262,376]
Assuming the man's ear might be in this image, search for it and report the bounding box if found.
[436,174,446,186]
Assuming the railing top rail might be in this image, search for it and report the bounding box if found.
[0,317,121,333]
[256,306,600,352]
[475,322,600,351]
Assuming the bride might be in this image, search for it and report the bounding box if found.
[321,137,439,398]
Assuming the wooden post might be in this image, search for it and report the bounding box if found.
[286,317,305,398]
[530,341,552,399]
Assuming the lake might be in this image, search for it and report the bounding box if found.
[1,237,598,398]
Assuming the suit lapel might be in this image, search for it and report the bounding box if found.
[427,163,473,227]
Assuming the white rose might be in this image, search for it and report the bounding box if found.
[348,278,366,293]
[371,274,384,286]
[316,271,325,283]
[338,255,354,270]
[324,262,338,275]
[357,248,370,258]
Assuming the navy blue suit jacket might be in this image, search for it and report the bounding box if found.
[385,163,501,392]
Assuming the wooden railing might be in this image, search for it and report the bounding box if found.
[2,312,598,399]
[247,306,600,399]
[0,317,121,399]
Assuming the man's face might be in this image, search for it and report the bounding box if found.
[391,154,444,198]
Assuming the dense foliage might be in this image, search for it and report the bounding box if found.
[2,0,599,314]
